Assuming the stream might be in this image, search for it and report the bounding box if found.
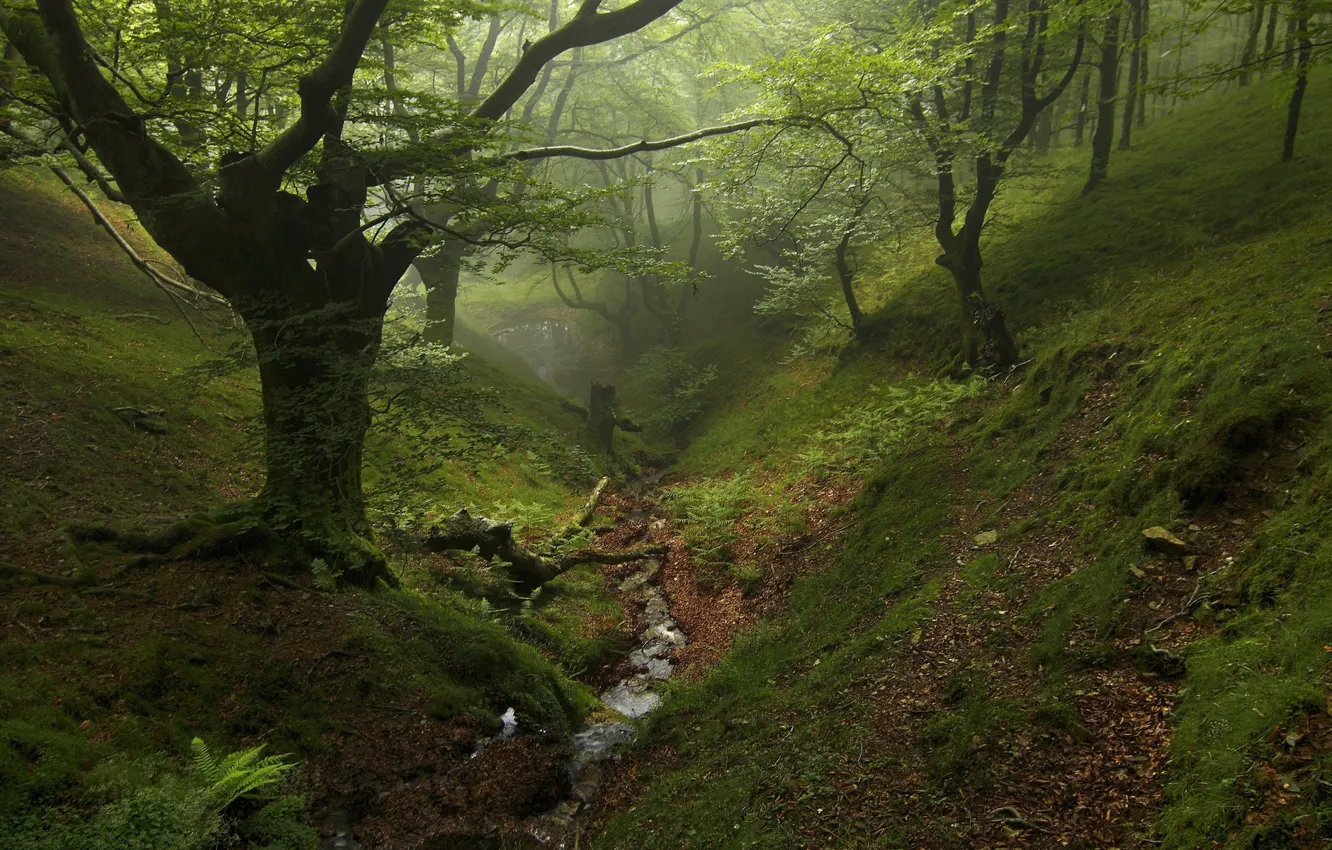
[527,554,686,846]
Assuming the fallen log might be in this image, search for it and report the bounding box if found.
[574,477,611,528]
[424,508,666,594]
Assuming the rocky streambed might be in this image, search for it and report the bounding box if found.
[529,555,686,845]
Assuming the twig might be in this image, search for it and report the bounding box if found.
[261,572,315,593]
[1145,566,1226,634]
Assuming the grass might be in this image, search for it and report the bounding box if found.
[594,77,1332,848]
[0,167,630,845]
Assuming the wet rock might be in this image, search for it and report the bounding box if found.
[602,682,661,718]
[1142,526,1190,557]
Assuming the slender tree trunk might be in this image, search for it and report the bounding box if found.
[1262,0,1281,59]
[1084,8,1123,193]
[1120,0,1143,150]
[1282,2,1312,161]
[417,241,466,345]
[1036,106,1055,153]
[1137,0,1150,127]
[1239,0,1267,85]
[1282,16,1296,69]
[1075,68,1092,144]
[833,226,865,339]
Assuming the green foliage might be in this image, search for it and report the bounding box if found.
[624,346,719,436]
[0,719,96,813]
[799,377,986,475]
[189,737,297,811]
[599,75,1332,849]
[665,472,754,573]
[235,796,319,850]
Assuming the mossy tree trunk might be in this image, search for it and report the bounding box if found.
[243,288,390,585]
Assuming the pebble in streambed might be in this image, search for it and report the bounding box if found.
[528,557,687,847]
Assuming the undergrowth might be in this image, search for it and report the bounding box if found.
[596,76,1332,848]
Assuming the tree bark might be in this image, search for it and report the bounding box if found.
[833,202,867,338]
[1074,68,1091,144]
[424,508,666,594]
[1136,0,1149,127]
[1119,0,1142,150]
[1262,0,1280,59]
[1239,0,1267,85]
[242,283,393,586]
[589,381,619,454]
[1282,2,1311,162]
[416,241,466,345]
[1084,8,1123,194]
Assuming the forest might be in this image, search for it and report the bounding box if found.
[0,0,1330,846]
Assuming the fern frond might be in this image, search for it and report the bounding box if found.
[191,738,297,811]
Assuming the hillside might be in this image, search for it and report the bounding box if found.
[2,63,1331,850]
[589,79,1332,848]
[0,170,642,847]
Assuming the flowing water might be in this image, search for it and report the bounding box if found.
[517,555,686,847]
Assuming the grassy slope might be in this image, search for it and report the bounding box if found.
[0,170,626,846]
[595,80,1332,848]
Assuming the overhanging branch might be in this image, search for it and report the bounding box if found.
[508,117,777,162]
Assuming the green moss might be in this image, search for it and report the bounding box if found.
[598,75,1332,848]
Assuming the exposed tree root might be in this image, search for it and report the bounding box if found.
[0,563,94,588]
[424,508,667,594]
[67,501,397,589]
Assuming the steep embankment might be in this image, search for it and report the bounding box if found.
[592,81,1332,848]
[0,170,637,847]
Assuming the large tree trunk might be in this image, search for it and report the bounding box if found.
[239,286,393,586]
[935,160,1018,370]
[942,258,1019,370]
[1084,8,1123,194]
[416,241,466,345]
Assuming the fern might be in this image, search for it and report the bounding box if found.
[190,737,297,811]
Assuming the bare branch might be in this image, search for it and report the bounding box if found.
[509,117,776,162]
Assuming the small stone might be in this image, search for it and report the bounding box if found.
[1182,555,1200,571]
[1129,565,1147,580]
[1142,526,1190,557]
[974,530,998,546]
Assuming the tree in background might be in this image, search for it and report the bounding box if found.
[0,0,745,585]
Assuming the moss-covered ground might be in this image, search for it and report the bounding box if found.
[0,169,632,847]
[592,78,1332,848]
